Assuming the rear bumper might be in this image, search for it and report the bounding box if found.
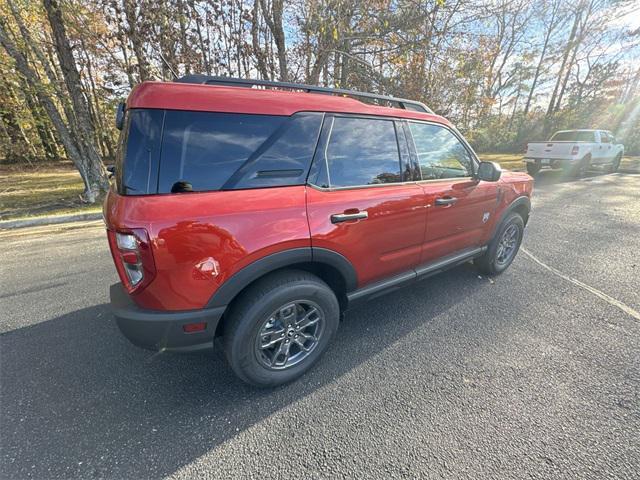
[110,283,226,353]
[523,157,578,163]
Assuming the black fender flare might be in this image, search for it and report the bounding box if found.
[206,247,357,308]
[490,196,531,240]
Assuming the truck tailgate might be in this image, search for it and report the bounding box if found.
[526,142,574,159]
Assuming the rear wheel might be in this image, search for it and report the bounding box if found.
[475,213,524,276]
[223,270,340,387]
[567,154,591,177]
[526,161,541,176]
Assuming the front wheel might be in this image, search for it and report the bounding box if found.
[609,153,622,173]
[223,270,340,387]
[475,213,524,275]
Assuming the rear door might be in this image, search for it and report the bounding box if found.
[306,114,427,287]
[406,121,499,264]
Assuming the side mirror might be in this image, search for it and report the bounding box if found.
[115,102,126,130]
[477,161,502,182]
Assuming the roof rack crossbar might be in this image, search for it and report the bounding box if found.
[175,75,433,114]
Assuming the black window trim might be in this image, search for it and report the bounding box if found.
[307,113,413,191]
[405,119,480,183]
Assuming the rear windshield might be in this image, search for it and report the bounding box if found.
[550,131,595,142]
[116,109,323,195]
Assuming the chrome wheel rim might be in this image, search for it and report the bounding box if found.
[255,301,325,370]
[496,224,520,266]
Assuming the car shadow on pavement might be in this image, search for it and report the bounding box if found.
[529,167,614,187]
[1,264,486,479]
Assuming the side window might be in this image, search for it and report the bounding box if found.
[225,112,323,189]
[324,117,402,187]
[600,132,611,143]
[409,122,473,180]
[158,111,285,193]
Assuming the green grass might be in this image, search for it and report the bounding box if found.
[0,163,102,221]
[478,153,526,171]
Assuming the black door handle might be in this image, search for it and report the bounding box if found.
[331,211,368,223]
[435,197,457,206]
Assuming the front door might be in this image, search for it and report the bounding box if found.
[407,121,499,264]
[306,115,427,287]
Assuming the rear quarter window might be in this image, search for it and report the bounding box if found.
[157,111,324,193]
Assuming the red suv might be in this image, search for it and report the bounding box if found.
[105,76,533,386]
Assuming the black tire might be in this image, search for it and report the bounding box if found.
[567,154,591,177]
[475,212,525,276]
[222,270,340,387]
[609,153,622,173]
[526,161,541,176]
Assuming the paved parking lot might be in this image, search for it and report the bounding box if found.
[1,170,639,479]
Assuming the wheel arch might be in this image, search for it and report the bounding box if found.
[492,196,531,239]
[208,247,357,335]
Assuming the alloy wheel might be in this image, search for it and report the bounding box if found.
[255,301,325,370]
[496,224,520,266]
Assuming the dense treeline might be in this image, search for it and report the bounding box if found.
[0,0,638,202]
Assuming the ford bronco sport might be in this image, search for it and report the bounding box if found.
[105,76,533,387]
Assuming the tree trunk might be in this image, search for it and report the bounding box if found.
[122,0,150,82]
[260,0,287,81]
[42,0,109,200]
[546,8,580,118]
[251,0,271,79]
[0,21,100,198]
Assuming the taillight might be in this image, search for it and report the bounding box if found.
[571,145,580,155]
[107,228,156,294]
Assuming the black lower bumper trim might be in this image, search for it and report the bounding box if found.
[110,283,226,353]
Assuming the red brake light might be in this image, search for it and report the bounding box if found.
[107,228,156,294]
[121,251,139,264]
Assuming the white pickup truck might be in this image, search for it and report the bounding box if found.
[524,129,624,176]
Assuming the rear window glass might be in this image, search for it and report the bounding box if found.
[323,117,402,187]
[550,131,595,142]
[223,112,323,189]
[158,111,285,193]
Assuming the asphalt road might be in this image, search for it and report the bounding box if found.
[1,170,639,479]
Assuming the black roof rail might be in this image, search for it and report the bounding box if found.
[175,75,433,114]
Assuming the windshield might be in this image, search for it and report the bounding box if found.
[550,131,595,142]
